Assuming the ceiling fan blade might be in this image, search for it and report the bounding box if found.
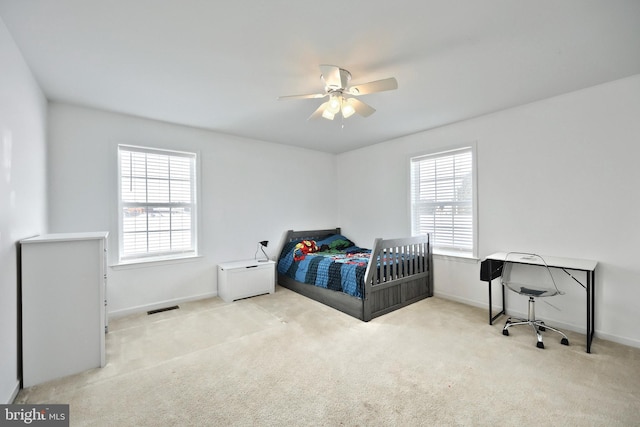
[278,93,326,101]
[346,77,398,95]
[347,98,376,117]
[308,102,329,120]
[319,64,350,89]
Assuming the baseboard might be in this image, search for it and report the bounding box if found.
[595,331,640,349]
[4,380,20,404]
[437,291,587,333]
[108,292,217,319]
[435,292,640,350]
[433,291,498,312]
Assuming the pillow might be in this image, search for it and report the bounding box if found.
[315,234,355,248]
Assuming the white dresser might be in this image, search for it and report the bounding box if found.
[217,259,275,303]
[20,232,108,387]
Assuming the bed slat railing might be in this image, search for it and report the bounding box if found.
[363,234,431,298]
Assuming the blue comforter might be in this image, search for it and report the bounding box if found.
[277,234,370,298]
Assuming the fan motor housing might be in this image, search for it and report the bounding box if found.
[322,67,351,91]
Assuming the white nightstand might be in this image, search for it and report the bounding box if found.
[217,259,275,303]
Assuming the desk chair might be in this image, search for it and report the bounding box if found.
[501,252,570,349]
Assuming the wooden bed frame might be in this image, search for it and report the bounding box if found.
[277,228,433,321]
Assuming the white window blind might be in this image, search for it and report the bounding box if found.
[118,145,197,262]
[410,147,475,256]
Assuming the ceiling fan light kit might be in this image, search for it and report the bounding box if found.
[278,65,398,122]
[327,95,341,113]
[341,98,356,118]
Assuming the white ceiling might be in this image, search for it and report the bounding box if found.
[1,1,639,154]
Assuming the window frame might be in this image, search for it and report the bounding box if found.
[408,143,478,259]
[117,144,199,264]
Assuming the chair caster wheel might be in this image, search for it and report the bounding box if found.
[539,326,546,331]
[561,338,569,346]
[503,329,509,336]
[537,342,545,349]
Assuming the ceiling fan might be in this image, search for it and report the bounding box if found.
[278,65,398,121]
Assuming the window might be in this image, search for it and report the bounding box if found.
[410,145,476,257]
[118,145,197,262]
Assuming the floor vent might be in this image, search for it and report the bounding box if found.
[147,305,179,315]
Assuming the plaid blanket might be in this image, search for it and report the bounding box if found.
[277,234,370,298]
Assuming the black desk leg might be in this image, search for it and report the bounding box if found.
[587,270,595,353]
[488,260,506,325]
[488,279,493,324]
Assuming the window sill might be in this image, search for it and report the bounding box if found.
[111,254,202,270]
[433,251,479,264]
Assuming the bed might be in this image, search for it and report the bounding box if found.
[277,228,433,321]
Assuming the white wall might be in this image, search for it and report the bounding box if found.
[47,103,338,316]
[0,19,48,403]
[337,74,640,348]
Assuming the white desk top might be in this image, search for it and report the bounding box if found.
[485,252,597,272]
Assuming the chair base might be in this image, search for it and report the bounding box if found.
[502,297,570,349]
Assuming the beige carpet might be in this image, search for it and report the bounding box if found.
[15,286,640,426]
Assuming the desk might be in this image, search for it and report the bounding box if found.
[482,252,598,353]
